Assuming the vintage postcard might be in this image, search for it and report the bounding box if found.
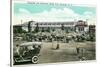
[12,0,96,66]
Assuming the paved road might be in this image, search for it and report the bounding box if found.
[13,41,95,67]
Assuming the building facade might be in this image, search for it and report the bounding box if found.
[89,25,95,33]
[22,20,88,33]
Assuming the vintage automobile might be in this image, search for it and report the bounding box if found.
[13,42,42,64]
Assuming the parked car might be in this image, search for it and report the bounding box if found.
[13,42,42,64]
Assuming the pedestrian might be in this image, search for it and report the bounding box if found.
[15,44,24,59]
[76,47,80,54]
[15,44,20,56]
[56,44,59,49]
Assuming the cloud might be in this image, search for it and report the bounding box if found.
[14,7,96,25]
[18,8,31,14]
[84,11,93,15]
[31,8,81,21]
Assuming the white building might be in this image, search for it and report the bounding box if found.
[22,20,88,33]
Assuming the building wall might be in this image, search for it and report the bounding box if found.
[22,20,88,33]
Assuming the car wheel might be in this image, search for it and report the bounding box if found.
[32,56,39,64]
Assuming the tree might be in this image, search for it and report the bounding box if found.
[28,21,33,32]
[61,24,64,30]
[46,27,50,32]
[34,23,39,33]
[13,26,23,33]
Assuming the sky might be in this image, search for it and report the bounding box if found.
[13,2,96,25]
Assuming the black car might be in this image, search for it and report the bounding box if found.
[13,42,42,64]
